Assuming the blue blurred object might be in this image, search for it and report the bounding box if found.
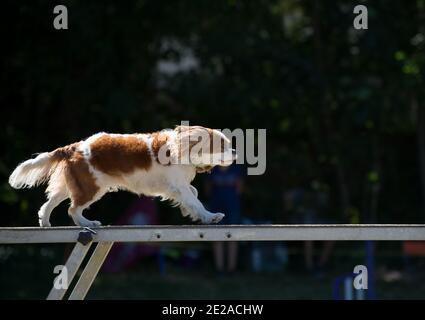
[207,164,243,224]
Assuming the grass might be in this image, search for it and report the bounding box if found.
[88,267,334,299]
[87,264,425,300]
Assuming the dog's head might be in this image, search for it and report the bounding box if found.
[174,125,237,172]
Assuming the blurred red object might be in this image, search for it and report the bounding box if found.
[403,241,425,256]
[102,196,159,273]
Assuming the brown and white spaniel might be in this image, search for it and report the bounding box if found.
[9,125,236,227]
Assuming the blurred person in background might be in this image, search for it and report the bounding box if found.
[284,182,335,277]
[205,164,243,276]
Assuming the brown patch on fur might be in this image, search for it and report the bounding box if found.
[207,128,215,151]
[151,131,171,165]
[50,143,79,161]
[89,134,152,175]
[65,152,99,207]
[205,128,226,153]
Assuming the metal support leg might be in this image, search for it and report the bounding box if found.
[68,241,114,300]
[47,241,93,300]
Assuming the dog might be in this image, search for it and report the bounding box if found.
[8,125,237,227]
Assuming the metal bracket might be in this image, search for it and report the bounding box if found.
[47,228,113,300]
[77,227,97,246]
[47,241,93,300]
[69,241,113,300]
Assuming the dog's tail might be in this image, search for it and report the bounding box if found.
[9,144,78,189]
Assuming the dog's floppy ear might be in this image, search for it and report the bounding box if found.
[175,125,211,143]
[175,125,211,163]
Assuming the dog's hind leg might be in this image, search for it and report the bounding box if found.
[38,191,68,227]
[64,154,106,227]
[66,184,107,227]
[39,163,69,227]
[68,203,103,227]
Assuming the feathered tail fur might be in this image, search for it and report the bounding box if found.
[9,143,77,189]
[8,153,58,189]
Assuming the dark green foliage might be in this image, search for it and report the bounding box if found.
[1,0,424,225]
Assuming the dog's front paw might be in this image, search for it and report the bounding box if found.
[193,212,225,224]
[202,212,224,224]
[210,212,225,224]
[39,218,51,227]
